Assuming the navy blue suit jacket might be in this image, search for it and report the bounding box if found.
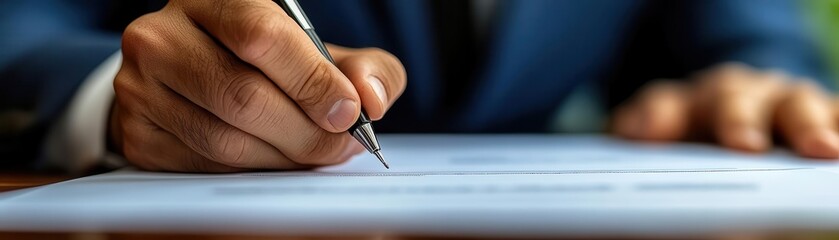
[0,0,831,168]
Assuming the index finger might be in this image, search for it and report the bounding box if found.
[177,0,361,132]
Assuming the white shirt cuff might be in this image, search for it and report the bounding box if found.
[42,52,123,173]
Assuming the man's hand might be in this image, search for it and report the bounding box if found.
[613,63,839,159]
[110,0,406,172]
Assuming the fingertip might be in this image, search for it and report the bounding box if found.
[795,130,839,159]
[325,98,360,132]
[334,60,387,121]
[624,85,690,141]
[364,75,388,120]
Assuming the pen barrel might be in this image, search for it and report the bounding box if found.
[304,29,335,63]
[349,110,372,133]
[350,113,380,154]
[276,0,379,151]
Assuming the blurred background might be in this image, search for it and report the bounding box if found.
[1,0,838,142]
[806,0,839,86]
[553,0,839,133]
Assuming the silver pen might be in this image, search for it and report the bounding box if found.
[277,0,389,169]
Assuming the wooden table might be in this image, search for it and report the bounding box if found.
[1,172,835,240]
[0,172,70,192]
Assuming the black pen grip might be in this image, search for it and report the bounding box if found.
[349,111,372,132]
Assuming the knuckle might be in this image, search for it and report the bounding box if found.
[113,71,132,93]
[122,13,168,60]
[231,7,287,64]
[292,62,336,109]
[223,73,272,126]
[113,72,147,114]
[113,76,134,106]
[121,13,175,80]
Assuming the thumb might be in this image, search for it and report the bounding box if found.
[330,45,407,120]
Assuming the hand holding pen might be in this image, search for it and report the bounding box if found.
[110,0,405,172]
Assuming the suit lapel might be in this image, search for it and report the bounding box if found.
[380,0,441,120]
[458,0,643,131]
[457,0,530,130]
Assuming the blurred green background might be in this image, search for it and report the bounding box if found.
[805,0,839,84]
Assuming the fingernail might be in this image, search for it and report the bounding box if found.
[327,98,357,130]
[738,128,768,151]
[367,75,388,105]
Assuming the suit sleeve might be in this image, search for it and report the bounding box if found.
[0,1,120,169]
[671,0,834,89]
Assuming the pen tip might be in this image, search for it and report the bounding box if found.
[374,151,389,169]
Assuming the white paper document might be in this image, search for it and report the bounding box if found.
[3,135,839,237]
